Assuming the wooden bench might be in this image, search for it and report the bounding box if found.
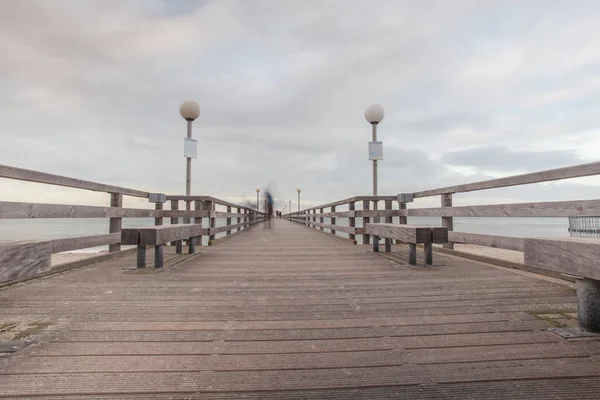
[525,237,600,333]
[365,223,448,265]
[122,224,203,269]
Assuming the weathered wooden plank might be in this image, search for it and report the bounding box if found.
[449,232,525,252]
[293,196,398,213]
[0,201,156,219]
[109,193,123,253]
[51,233,121,254]
[365,223,432,244]
[306,222,356,234]
[413,161,600,198]
[210,222,250,235]
[524,237,600,280]
[349,201,356,241]
[165,196,256,212]
[138,224,204,245]
[441,193,453,250]
[0,164,149,198]
[406,199,600,218]
[0,241,51,283]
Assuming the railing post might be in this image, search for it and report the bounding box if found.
[442,193,454,249]
[237,207,242,232]
[194,200,202,245]
[184,200,192,224]
[397,201,407,244]
[320,208,324,231]
[155,202,163,226]
[206,201,215,243]
[108,193,122,253]
[154,201,164,267]
[331,205,336,235]
[226,206,232,235]
[349,201,356,243]
[385,200,392,252]
[372,199,379,252]
[170,200,182,254]
[362,200,371,245]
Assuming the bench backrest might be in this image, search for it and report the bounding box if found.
[365,223,448,244]
[524,237,600,280]
[122,224,203,246]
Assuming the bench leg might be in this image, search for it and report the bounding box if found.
[189,237,195,254]
[175,239,183,254]
[424,241,433,265]
[154,244,164,269]
[576,278,600,333]
[372,236,380,252]
[385,238,392,252]
[408,243,417,265]
[136,245,146,268]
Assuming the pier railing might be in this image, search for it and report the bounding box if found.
[287,161,600,254]
[0,164,265,283]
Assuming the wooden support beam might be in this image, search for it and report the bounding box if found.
[349,201,356,242]
[363,200,370,245]
[155,203,163,226]
[319,208,324,231]
[194,200,202,246]
[441,193,454,250]
[170,200,182,254]
[108,193,122,253]
[331,206,336,235]
[385,200,392,252]
[226,206,232,235]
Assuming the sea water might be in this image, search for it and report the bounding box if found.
[0,216,569,252]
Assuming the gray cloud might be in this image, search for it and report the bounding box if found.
[441,146,586,172]
[0,0,599,209]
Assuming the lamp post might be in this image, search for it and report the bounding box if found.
[179,100,201,196]
[255,188,260,211]
[365,104,384,252]
[296,189,301,211]
[364,104,384,196]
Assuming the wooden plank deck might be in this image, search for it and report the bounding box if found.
[1,220,600,398]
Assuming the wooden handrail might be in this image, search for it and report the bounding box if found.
[412,161,600,198]
[0,164,149,198]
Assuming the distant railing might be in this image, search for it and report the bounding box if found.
[0,164,266,283]
[287,161,600,253]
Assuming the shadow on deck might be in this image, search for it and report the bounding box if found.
[1,220,600,399]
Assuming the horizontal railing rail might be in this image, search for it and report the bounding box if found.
[286,161,600,253]
[0,164,267,282]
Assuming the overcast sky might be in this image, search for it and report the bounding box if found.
[1,0,599,209]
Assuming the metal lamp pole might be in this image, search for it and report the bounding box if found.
[296,189,301,211]
[179,100,200,196]
[255,188,260,211]
[365,104,385,251]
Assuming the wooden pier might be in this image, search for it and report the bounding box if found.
[2,220,600,398]
[2,162,600,398]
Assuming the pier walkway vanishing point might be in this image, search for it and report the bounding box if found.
[2,162,600,398]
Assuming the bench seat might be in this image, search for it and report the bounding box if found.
[525,237,600,332]
[122,224,203,268]
[365,223,448,265]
